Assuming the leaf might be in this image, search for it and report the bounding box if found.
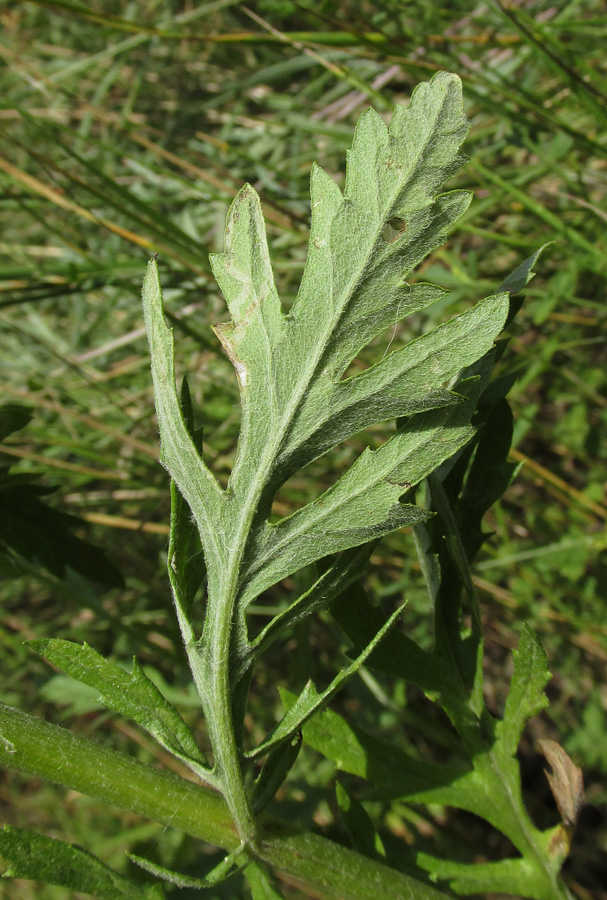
[252,733,302,814]
[336,782,386,859]
[238,544,375,681]
[128,848,246,889]
[0,404,122,588]
[142,71,510,615]
[496,625,551,758]
[538,739,584,826]
[459,397,519,559]
[167,378,207,638]
[28,639,212,778]
[286,694,484,810]
[416,852,555,900]
[330,582,448,696]
[0,826,163,900]
[244,861,287,900]
[497,243,553,296]
[142,73,513,841]
[247,604,405,760]
[0,404,31,443]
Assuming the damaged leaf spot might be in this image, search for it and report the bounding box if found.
[382,217,407,243]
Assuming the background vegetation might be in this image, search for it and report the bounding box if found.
[0,1,605,897]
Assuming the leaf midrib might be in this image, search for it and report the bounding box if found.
[229,88,450,552]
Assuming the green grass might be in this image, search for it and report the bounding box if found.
[0,1,606,897]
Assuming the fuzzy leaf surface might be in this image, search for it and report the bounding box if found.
[496,625,551,758]
[28,640,209,772]
[142,72,509,618]
[0,826,163,900]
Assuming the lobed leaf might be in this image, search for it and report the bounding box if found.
[142,72,517,842]
[144,72,510,618]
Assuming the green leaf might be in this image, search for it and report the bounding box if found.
[142,72,512,843]
[0,404,123,588]
[28,639,212,779]
[244,861,287,900]
[330,582,448,696]
[336,782,386,859]
[142,71,509,613]
[128,848,246,889]
[252,733,302,814]
[0,826,163,900]
[247,604,405,760]
[415,851,563,900]
[496,625,551,758]
[0,404,31,443]
[239,545,375,681]
[287,695,482,809]
[166,379,207,641]
[497,243,553,296]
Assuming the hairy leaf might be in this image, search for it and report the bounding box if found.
[28,639,212,780]
[0,826,162,900]
[244,861,287,900]
[141,71,512,834]
[142,72,509,617]
[496,625,551,758]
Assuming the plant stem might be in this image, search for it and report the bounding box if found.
[0,703,452,900]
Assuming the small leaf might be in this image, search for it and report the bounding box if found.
[330,582,447,696]
[497,243,552,296]
[497,626,551,757]
[336,782,385,859]
[538,739,584,826]
[239,545,374,680]
[0,404,32,443]
[0,826,163,900]
[244,861,287,900]
[252,733,302,814]
[28,640,211,776]
[248,605,405,760]
[129,846,246,889]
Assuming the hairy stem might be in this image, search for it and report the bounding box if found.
[0,703,452,900]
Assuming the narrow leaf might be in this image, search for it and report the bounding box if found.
[0,826,163,900]
[496,625,551,758]
[497,243,553,295]
[247,605,405,760]
[252,733,302,814]
[239,545,374,679]
[129,847,246,888]
[28,639,211,776]
[336,782,386,859]
[141,260,225,575]
[244,861,287,900]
